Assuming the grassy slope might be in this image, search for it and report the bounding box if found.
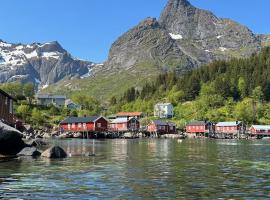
[43,62,160,101]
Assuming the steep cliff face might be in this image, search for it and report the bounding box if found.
[0,40,94,88]
[104,17,195,73]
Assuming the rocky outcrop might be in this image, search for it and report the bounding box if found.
[0,41,95,87]
[41,146,67,158]
[17,147,41,157]
[0,122,26,156]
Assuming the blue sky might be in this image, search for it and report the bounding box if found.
[0,0,269,63]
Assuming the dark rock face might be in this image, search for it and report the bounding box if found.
[104,0,266,74]
[41,146,67,158]
[0,122,26,156]
[17,147,41,157]
[0,41,93,87]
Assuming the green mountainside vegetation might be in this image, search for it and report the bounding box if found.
[109,47,270,127]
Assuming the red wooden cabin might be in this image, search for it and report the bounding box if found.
[147,120,177,134]
[60,116,108,132]
[0,89,17,125]
[250,125,270,136]
[110,117,140,132]
[186,121,213,137]
[216,121,244,134]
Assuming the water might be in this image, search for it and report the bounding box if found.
[1,139,270,199]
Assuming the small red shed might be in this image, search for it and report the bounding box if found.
[250,125,270,136]
[147,120,177,134]
[60,116,108,132]
[216,121,244,134]
[110,117,140,132]
[186,121,213,137]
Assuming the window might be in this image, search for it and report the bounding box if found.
[97,123,102,128]
[72,123,75,128]
[170,126,174,130]
[68,124,71,130]
[78,123,82,128]
[9,99,13,114]
[5,97,8,105]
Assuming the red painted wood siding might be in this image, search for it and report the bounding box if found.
[216,125,239,133]
[110,120,140,131]
[186,125,208,134]
[250,127,270,135]
[147,122,176,134]
[0,93,14,125]
[60,117,108,132]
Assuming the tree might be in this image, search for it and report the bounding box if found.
[23,83,35,105]
[252,86,264,102]
[31,108,44,127]
[16,105,30,121]
[238,77,247,99]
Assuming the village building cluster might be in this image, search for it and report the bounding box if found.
[1,90,270,139]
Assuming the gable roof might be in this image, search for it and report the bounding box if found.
[251,125,270,130]
[152,120,173,126]
[37,94,66,99]
[111,117,138,124]
[60,116,104,124]
[187,121,208,126]
[116,112,143,117]
[216,121,242,127]
[0,89,17,101]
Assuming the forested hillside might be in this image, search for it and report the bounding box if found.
[109,47,270,127]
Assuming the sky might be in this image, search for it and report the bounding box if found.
[0,0,269,63]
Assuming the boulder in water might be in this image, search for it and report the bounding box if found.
[0,122,26,156]
[41,146,67,158]
[17,147,41,157]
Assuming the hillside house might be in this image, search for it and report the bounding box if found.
[37,94,66,107]
[0,89,17,125]
[60,116,108,132]
[110,117,140,132]
[65,99,81,110]
[154,103,174,119]
[147,120,177,134]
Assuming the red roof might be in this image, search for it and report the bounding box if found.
[116,112,143,117]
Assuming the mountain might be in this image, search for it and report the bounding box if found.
[32,0,270,99]
[0,40,96,89]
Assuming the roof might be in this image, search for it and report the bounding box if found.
[216,121,242,127]
[37,94,66,99]
[152,120,169,126]
[116,112,143,117]
[155,103,173,106]
[187,121,208,126]
[251,125,270,130]
[60,116,103,124]
[111,117,138,124]
[0,89,17,101]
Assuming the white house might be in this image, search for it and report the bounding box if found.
[37,94,66,107]
[154,103,174,119]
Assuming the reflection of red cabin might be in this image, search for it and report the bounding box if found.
[60,116,108,132]
[0,89,17,125]
[186,121,212,135]
[110,118,140,132]
[147,120,177,134]
[250,125,270,136]
[216,121,244,134]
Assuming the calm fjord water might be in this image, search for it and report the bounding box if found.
[1,139,270,199]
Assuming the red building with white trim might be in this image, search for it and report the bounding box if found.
[110,117,140,132]
[216,121,244,134]
[147,120,177,134]
[186,121,213,137]
[0,89,16,125]
[60,116,108,132]
[250,125,270,136]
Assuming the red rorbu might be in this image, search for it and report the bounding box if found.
[60,116,108,132]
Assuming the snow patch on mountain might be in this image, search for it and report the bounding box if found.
[169,33,183,40]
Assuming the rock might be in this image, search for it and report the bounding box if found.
[58,133,71,139]
[25,139,47,147]
[42,132,52,139]
[17,147,41,157]
[73,132,82,138]
[41,146,67,158]
[0,122,26,156]
[51,130,60,137]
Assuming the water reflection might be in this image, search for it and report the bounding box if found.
[0,139,270,199]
